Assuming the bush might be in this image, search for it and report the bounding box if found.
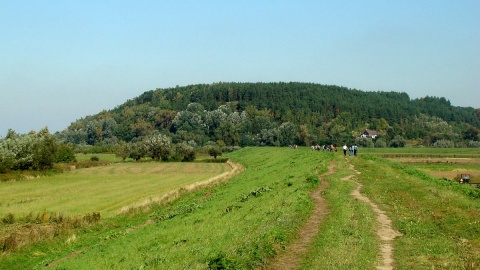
[90,156,100,162]
[208,147,222,159]
[389,135,406,148]
[433,140,454,148]
[374,138,387,148]
[56,144,76,163]
[182,150,196,162]
[467,141,480,148]
[355,137,374,148]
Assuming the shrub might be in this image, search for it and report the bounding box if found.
[182,150,196,162]
[208,147,222,159]
[433,140,454,148]
[55,144,76,163]
[389,135,406,148]
[176,142,196,162]
[374,138,387,148]
[467,141,480,148]
[90,156,100,162]
[355,137,374,148]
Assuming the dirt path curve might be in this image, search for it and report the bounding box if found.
[343,161,402,270]
[261,162,336,270]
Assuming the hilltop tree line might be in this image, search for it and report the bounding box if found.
[57,82,479,147]
[1,82,479,173]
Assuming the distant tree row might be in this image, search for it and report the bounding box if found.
[0,128,75,173]
[113,133,196,162]
[2,82,480,174]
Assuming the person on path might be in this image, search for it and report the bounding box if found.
[343,144,347,156]
[353,144,358,156]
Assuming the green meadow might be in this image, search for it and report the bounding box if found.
[0,162,230,219]
[1,147,479,269]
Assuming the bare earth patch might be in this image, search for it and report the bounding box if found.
[261,162,336,270]
[344,162,402,270]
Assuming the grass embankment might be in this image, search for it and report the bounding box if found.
[350,155,480,269]
[1,147,331,269]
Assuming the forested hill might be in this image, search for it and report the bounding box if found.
[60,82,480,147]
[118,82,478,126]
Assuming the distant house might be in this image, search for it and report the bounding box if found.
[361,129,380,139]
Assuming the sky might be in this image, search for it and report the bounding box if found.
[1,0,479,135]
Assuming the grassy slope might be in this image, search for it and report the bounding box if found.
[1,147,331,269]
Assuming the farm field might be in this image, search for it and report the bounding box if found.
[362,147,480,185]
[0,162,232,219]
[1,147,480,269]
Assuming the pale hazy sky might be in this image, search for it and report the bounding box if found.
[1,1,479,135]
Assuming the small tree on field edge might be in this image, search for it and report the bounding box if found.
[208,147,222,159]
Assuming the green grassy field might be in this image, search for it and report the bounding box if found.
[1,147,331,269]
[1,147,479,269]
[362,147,480,184]
[0,162,230,220]
[361,147,480,159]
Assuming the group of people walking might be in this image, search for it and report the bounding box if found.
[310,144,337,152]
[342,144,358,156]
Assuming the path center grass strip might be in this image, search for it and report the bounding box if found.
[299,156,379,270]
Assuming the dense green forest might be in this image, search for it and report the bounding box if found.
[1,82,479,173]
[57,82,479,147]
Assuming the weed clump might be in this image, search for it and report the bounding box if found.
[240,187,271,202]
[1,213,15,224]
[208,252,237,269]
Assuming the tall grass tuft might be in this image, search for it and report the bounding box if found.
[1,213,15,224]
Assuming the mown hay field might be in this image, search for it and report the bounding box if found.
[0,162,231,220]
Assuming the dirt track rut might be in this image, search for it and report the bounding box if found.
[343,161,402,270]
[261,162,335,270]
